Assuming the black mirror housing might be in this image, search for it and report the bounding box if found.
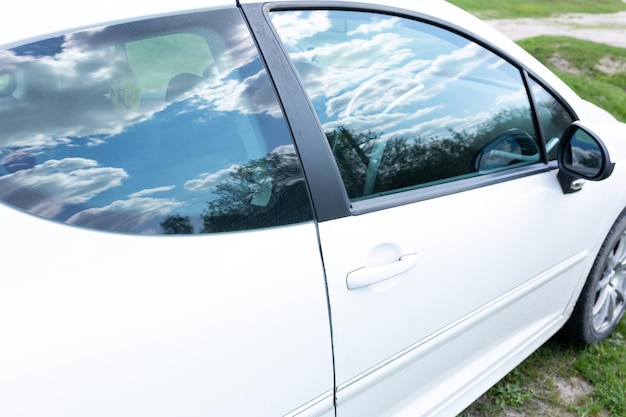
[557,122,615,193]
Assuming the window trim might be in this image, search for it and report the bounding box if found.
[525,71,579,163]
[241,2,352,222]
[350,163,555,215]
[522,69,550,165]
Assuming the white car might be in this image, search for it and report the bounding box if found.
[1,1,626,416]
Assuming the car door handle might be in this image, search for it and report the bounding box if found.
[346,254,418,290]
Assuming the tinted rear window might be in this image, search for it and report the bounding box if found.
[0,9,312,234]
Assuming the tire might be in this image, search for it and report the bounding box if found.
[563,210,626,344]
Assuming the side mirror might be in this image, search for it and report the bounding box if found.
[557,122,615,193]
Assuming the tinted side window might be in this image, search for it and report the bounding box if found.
[271,10,540,201]
[529,78,575,161]
[0,9,312,234]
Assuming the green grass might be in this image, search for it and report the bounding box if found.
[450,0,626,123]
[518,36,626,123]
[460,321,626,416]
[447,0,626,19]
[575,327,626,415]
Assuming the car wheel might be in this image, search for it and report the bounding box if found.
[564,210,626,344]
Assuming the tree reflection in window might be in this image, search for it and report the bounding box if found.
[330,106,537,200]
[158,146,312,234]
[160,214,194,234]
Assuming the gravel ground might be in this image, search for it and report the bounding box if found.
[486,11,626,48]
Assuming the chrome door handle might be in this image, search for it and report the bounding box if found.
[346,254,418,290]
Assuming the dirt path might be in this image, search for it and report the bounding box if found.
[486,11,626,48]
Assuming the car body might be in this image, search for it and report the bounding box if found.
[2,1,626,416]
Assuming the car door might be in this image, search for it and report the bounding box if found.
[0,8,334,417]
[250,4,609,416]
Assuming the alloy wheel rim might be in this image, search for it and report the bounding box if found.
[592,231,626,333]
